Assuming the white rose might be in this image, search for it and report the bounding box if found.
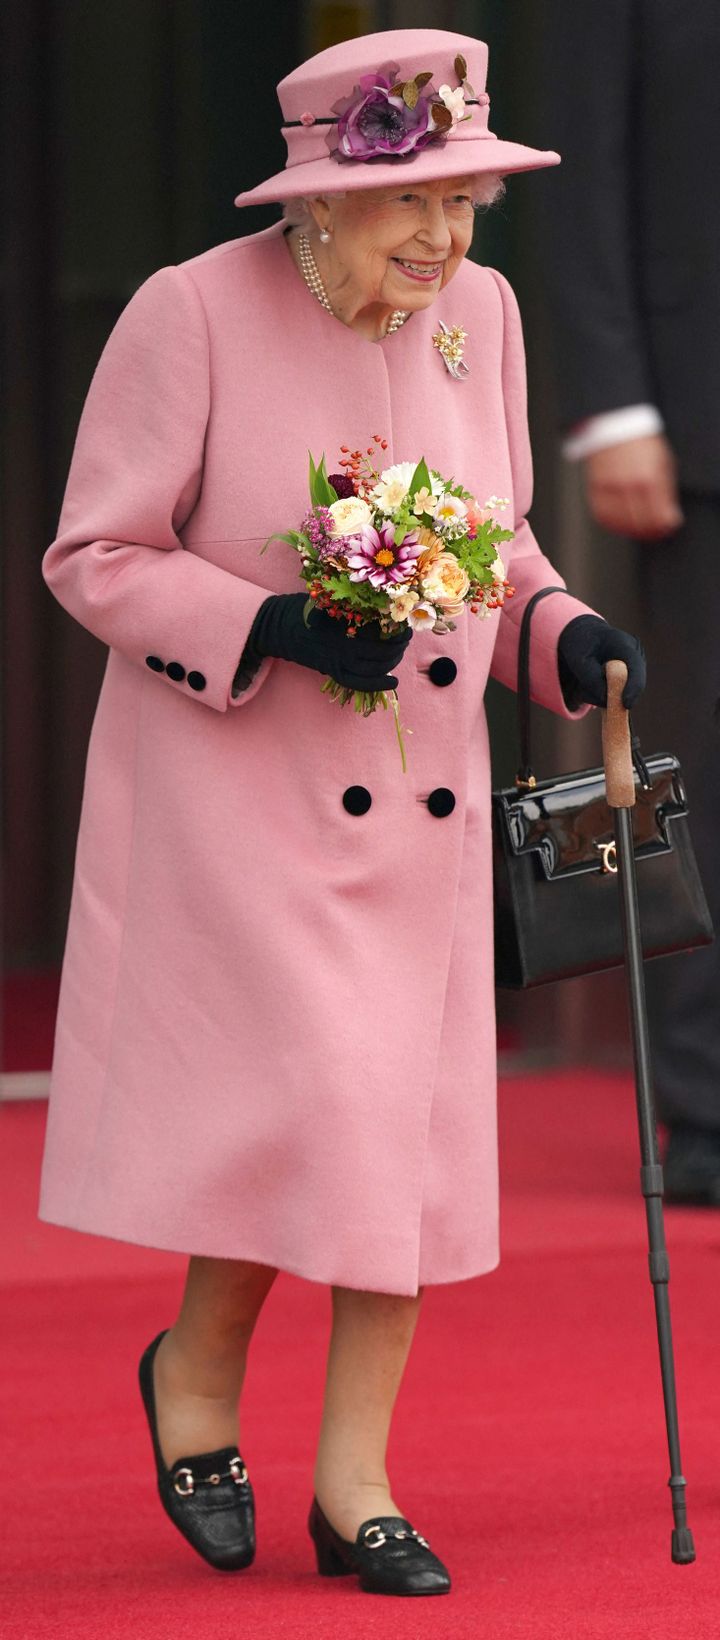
[327,496,373,536]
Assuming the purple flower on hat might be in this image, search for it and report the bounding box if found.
[329,61,439,164]
[345,521,422,588]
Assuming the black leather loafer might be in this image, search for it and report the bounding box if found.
[308,1496,451,1595]
[138,1330,255,1571]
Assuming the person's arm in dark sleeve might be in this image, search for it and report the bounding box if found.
[533,0,656,427]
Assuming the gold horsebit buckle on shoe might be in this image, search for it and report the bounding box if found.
[363,1524,430,1550]
[173,1457,248,1497]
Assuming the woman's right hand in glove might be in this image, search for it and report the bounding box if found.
[246,591,413,692]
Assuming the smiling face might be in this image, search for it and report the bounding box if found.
[309,177,477,314]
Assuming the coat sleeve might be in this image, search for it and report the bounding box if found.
[532,0,651,426]
[486,266,598,718]
[41,263,276,712]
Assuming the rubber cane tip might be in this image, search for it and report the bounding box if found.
[671,1527,696,1565]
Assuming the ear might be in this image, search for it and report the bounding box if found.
[307,195,333,236]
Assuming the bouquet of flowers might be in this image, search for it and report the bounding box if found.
[263,434,515,770]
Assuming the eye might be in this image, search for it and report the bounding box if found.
[448,194,473,205]
[396,193,418,203]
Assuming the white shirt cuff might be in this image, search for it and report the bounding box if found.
[561,404,666,462]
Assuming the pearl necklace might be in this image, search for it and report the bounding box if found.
[297,233,409,336]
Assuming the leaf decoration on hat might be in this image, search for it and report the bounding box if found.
[390,70,434,110]
[430,102,453,131]
[454,51,476,100]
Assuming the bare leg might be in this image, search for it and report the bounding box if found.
[313,1285,424,1541]
[152,1254,277,1466]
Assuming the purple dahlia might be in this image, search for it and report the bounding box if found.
[327,473,356,499]
[345,521,421,588]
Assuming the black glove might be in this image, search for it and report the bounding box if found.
[243,591,413,692]
[557,615,646,710]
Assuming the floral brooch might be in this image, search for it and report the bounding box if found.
[432,322,469,380]
[327,53,479,164]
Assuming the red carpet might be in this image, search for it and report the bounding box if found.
[3,1070,720,1638]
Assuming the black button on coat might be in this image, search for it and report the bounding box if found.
[428,656,457,686]
[343,785,372,816]
[426,787,456,818]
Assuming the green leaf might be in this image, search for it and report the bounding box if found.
[261,530,300,554]
[308,450,338,507]
[324,571,354,598]
[302,596,315,627]
[408,456,432,499]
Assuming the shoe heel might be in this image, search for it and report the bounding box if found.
[308,1497,354,1577]
[313,1536,351,1577]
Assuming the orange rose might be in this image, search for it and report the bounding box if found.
[421,551,471,608]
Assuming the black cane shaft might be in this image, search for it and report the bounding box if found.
[612,803,695,1559]
[613,808,660,1165]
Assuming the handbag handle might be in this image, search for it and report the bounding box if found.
[515,585,570,788]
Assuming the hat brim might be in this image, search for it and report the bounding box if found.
[234,138,560,208]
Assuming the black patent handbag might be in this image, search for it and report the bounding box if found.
[492,587,714,988]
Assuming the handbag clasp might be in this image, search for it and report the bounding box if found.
[596,840,618,875]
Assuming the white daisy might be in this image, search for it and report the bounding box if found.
[371,462,417,514]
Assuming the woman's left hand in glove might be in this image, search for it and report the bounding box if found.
[557,615,646,710]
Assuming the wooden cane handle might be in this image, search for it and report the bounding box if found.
[602,660,636,809]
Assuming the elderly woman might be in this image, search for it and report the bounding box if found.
[39,28,644,1597]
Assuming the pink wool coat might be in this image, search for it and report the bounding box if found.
[38,221,594,1295]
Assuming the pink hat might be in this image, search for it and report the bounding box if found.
[234,28,560,209]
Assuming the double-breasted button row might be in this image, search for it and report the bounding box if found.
[342,785,456,818]
[145,655,206,692]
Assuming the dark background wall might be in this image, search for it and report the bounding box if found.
[2,0,629,1058]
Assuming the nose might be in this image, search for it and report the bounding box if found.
[416,198,453,254]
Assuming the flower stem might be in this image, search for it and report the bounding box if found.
[389,690,407,773]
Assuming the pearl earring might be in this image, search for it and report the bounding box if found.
[319,228,331,243]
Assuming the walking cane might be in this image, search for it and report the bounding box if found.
[602,660,696,1564]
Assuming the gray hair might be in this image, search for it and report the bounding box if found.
[281,173,506,231]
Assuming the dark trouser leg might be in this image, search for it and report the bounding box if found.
[634,492,720,1130]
